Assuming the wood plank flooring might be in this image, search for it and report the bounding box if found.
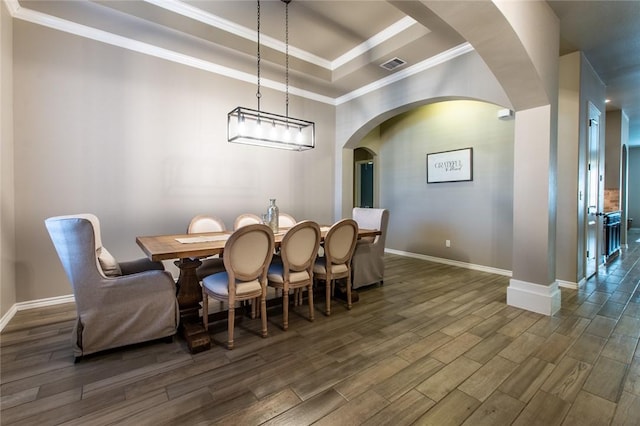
[2,230,640,425]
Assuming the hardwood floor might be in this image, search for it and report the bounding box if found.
[2,231,639,425]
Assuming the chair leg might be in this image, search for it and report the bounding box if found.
[261,294,268,338]
[325,278,332,316]
[227,306,235,350]
[307,283,314,322]
[283,288,289,331]
[346,276,352,310]
[202,292,209,330]
[293,289,299,307]
[251,298,257,319]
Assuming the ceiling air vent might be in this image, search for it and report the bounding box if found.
[380,57,406,71]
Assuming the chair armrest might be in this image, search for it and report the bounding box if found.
[119,258,165,275]
[97,270,176,299]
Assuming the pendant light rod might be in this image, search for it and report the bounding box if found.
[284,0,290,119]
[256,0,261,113]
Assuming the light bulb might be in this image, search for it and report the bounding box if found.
[283,126,291,141]
[238,115,246,135]
[296,127,304,143]
[254,119,263,137]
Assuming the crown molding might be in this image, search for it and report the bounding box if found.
[332,16,418,69]
[9,1,473,107]
[144,0,333,70]
[146,0,418,73]
[4,0,20,15]
[336,42,474,105]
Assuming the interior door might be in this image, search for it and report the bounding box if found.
[585,107,601,278]
[355,160,374,208]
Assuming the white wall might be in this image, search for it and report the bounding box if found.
[13,21,336,302]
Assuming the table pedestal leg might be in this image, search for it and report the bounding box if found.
[175,258,211,353]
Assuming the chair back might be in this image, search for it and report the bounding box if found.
[224,224,274,285]
[188,215,226,233]
[45,214,103,305]
[324,219,358,266]
[278,213,297,228]
[234,213,262,230]
[352,208,389,247]
[281,221,321,274]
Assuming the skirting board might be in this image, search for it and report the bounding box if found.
[384,248,512,277]
[507,279,561,316]
[0,294,75,332]
[557,278,585,290]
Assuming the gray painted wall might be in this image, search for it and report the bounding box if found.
[379,100,514,270]
[1,1,16,316]
[12,21,336,302]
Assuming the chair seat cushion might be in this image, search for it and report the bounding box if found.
[313,258,348,275]
[267,263,310,284]
[196,258,226,281]
[202,272,261,297]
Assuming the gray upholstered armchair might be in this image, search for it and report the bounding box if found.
[351,208,390,289]
[45,214,180,360]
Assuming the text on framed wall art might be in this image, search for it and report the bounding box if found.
[426,147,473,183]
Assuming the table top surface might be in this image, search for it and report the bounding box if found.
[136,226,381,261]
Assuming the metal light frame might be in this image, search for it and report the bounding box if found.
[228,0,315,151]
[228,107,315,150]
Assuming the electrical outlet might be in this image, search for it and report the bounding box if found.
[445,240,451,247]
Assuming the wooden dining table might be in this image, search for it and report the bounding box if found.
[136,226,381,353]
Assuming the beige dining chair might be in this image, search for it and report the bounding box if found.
[187,214,227,280]
[234,213,262,230]
[45,214,179,360]
[351,208,390,289]
[201,223,274,349]
[313,218,358,316]
[267,221,321,330]
[278,213,297,228]
[188,214,227,234]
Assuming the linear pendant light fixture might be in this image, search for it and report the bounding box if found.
[228,0,315,151]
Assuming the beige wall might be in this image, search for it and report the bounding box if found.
[605,110,624,190]
[1,1,16,318]
[12,21,336,302]
[335,51,512,219]
[556,52,606,285]
[556,53,581,285]
[380,100,514,270]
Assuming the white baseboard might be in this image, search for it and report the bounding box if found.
[507,279,561,316]
[0,294,75,332]
[557,279,579,290]
[384,248,512,277]
[559,277,586,290]
[0,304,18,332]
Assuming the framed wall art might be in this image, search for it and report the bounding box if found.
[426,147,473,183]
